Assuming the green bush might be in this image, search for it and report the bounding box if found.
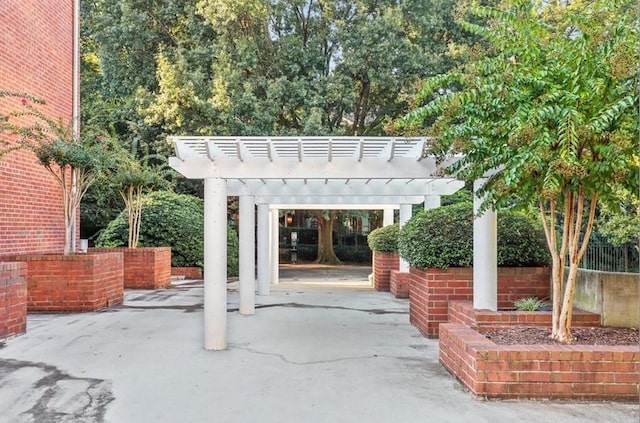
[334,245,372,263]
[398,202,550,269]
[95,191,239,276]
[367,224,400,253]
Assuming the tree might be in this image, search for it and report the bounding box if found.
[82,0,478,264]
[2,95,107,254]
[400,0,638,342]
[107,145,171,248]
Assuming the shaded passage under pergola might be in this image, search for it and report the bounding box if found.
[169,137,496,350]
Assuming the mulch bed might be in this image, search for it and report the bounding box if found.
[484,326,639,346]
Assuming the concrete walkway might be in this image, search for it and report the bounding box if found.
[0,265,637,422]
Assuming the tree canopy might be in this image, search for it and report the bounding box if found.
[400,0,639,341]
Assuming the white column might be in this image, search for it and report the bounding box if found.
[239,196,255,315]
[203,178,227,350]
[473,179,498,310]
[424,195,441,210]
[257,204,271,296]
[399,204,412,272]
[270,208,279,285]
[383,208,395,226]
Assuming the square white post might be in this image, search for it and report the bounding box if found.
[473,179,498,310]
[203,178,227,350]
[239,195,255,315]
[271,208,280,285]
[424,195,441,210]
[383,208,395,226]
[257,203,271,295]
[399,204,412,272]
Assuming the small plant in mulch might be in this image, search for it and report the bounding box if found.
[514,297,548,312]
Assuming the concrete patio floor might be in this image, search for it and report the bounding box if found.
[0,265,638,422]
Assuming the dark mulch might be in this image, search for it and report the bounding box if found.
[484,326,639,346]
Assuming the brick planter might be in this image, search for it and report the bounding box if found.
[0,262,27,339]
[439,323,640,400]
[373,252,399,292]
[389,270,410,298]
[171,267,203,279]
[409,267,551,338]
[2,253,124,312]
[448,300,600,330]
[92,247,171,289]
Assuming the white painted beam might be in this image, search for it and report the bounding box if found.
[473,179,497,311]
[203,178,227,351]
[169,156,440,180]
[255,196,424,206]
[257,204,271,296]
[238,196,255,315]
[222,178,465,197]
[424,195,441,210]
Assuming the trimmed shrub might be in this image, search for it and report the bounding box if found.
[367,224,400,253]
[398,202,549,269]
[335,245,372,263]
[95,191,239,276]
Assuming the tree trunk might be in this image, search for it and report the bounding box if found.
[543,189,598,343]
[314,210,341,265]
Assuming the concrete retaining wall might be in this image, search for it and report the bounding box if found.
[573,269,639,328]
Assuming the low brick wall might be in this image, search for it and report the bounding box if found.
[171,266,203,279]
[448,301,601,330]
[409,267,551,338]
[0,262,27,339]
[2,253,124,312]
[439,323,640,400]
[390,270,410,298]
[92,247,171,289]
[373,252,399,292]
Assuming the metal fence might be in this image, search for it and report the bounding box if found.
[579,241,640,274]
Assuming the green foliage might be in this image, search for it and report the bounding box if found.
[398,203,549,269]
[514,297,547,312]
[367,224,400,253]
[96,191,239,275]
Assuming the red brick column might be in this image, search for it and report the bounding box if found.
[390,270,410,298]
[373,252,399,292]
[410,267,551,338]
[92,247,171,289]
[0,262,27,339]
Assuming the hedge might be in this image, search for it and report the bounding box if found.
[398,202,549,269]
[95,191,239,276]
[367,224,399,253]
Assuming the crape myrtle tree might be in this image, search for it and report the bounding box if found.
[399,0,638,342]
[82,0,478,264]
[1,93,108,254]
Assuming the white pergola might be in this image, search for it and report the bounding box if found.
[169,137,497,350]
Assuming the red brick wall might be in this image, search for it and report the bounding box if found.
[389,270,409,298]
[373,252,399,292]
[92,247,172,289]
[439,323,640,400]
[0,262,27,338]
[409,267,551,337]
[0,1,74,255]
[448,300,600,330]
[172,267,203,279]
[3,252,124,312]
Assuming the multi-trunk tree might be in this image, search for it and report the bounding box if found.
[400,0,638,342]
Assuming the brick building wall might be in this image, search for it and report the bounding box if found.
[0,1,75,254]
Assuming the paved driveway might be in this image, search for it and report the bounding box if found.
[0,265,637,422]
